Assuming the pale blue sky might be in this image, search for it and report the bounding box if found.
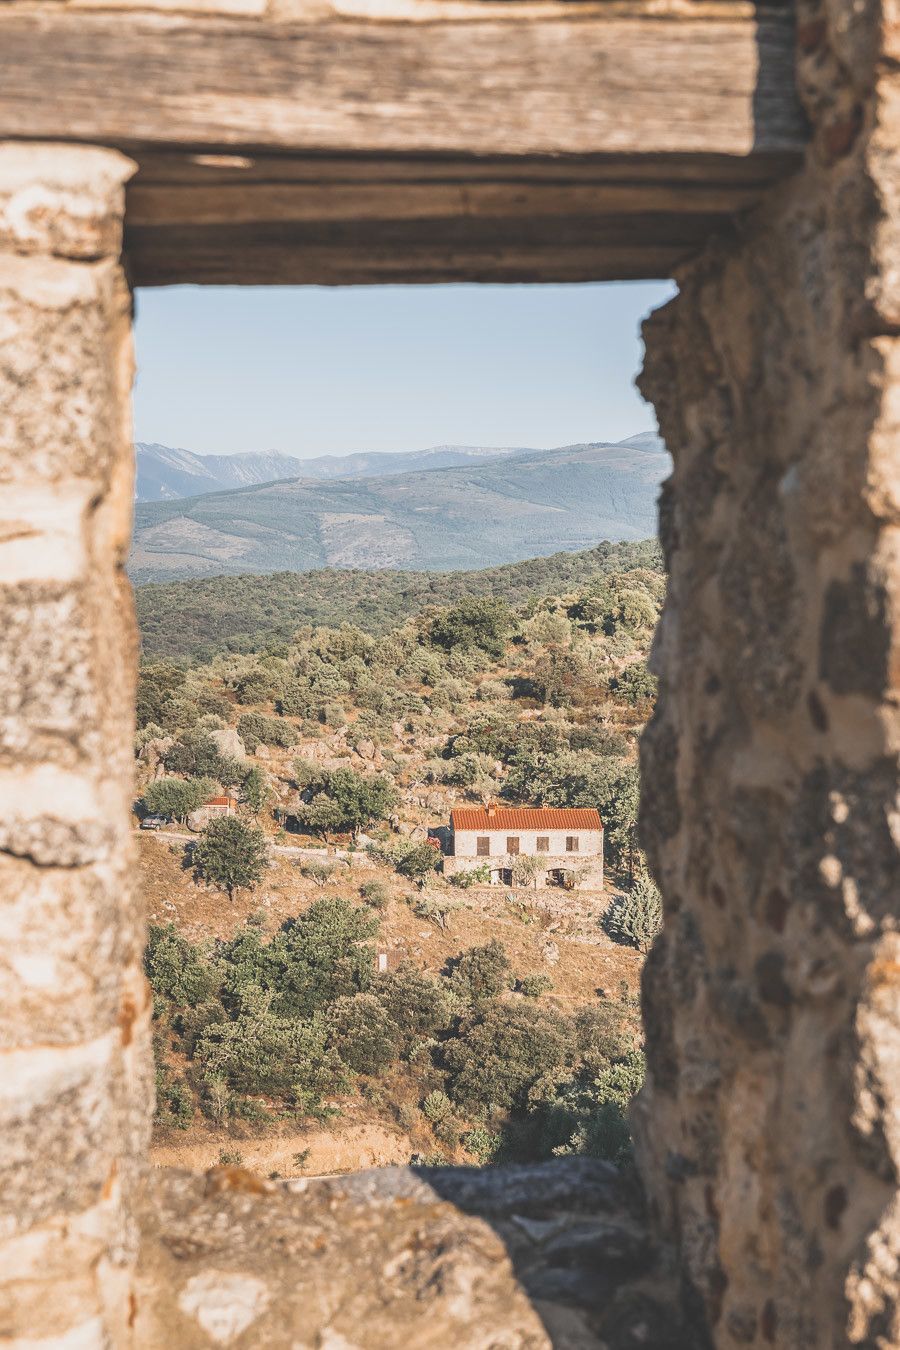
[133,282,674,458]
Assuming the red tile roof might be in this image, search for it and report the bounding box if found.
[204,796,237,807]
[451,807,602,830]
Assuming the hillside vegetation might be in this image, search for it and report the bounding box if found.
[137,553,664,1175]
[129,438,668,582]
[136,537,662,662]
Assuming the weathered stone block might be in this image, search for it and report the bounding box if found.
[0,255,128,486]
[0,582,100,769]
[0,143,133,260]
[0,853,137,1048]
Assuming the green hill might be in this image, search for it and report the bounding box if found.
[136,538,662,663]
[129,439,668,584]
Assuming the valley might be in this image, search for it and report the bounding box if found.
[136,548,662,1177]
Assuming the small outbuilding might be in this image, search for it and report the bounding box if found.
[444,804,603,890]
[186,796,238,832]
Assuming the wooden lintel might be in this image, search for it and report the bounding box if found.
[0,11,804,159]
[0,8,807,283]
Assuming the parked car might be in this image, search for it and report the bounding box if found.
[140,815,168,831]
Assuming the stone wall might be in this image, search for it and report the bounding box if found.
[634,0,900,1342]
[0,144,152,1346]
[0,3,897,1343]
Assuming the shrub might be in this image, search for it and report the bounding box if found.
[396,842,442,881]
[537,1050,646,1165]
[194,984,347,1103]
[376,964,453,1049]
[412,894,460,931]
[429,597,514,658]
[265,897,379,1017]
[300,860,336,887]
[194,817,267,899]
[439,751,496,789]
[443,1002,574,1114]
[476,679,509,702]
[611,660,658,707]
[572,1004,634,1071]
[463,1126,502,1164]
[604,874,662,952]
[237,712,298,752]
[327,993,402,1075]
[517,973,553,999]
[448,939,511,1003]
[154,1064,194,1129]
[359,879,390,908]
[145,924,219,1007]
[278,679,315,718]
[421,1090,454,1126]
[141,775,217,824]
[448,863,491,889]
[136,661,186,729]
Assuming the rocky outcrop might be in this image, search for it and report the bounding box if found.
[134,1160,687,1349]
[209,726,246,761]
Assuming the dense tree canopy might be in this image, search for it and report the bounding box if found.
[193,817,268,899]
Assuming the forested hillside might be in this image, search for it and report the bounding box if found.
[137,557,664,1176]
[136,538,662,662]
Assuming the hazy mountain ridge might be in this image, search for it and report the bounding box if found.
[130,437,668,583]
[135,441,537,502]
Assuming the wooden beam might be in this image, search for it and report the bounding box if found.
[0,11,804,159]
[0,9,806,283]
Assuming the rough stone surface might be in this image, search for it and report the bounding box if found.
[0,143,149,1347]
[634,0,900,1342]
[0,4,898,1345]
[134,1161,685,1349]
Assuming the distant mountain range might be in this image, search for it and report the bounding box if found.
[129,434,668,583]
[135,441,536,502]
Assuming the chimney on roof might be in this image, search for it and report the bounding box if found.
[486,802,496,818]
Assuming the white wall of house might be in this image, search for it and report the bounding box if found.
[452,828,602,858]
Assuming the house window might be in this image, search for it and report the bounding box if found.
[476,836,490,856]
[507,836,520,855]
[566,835,579,852]
[536,836,549,853]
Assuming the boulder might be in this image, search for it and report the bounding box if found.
[139,735,175,772]
[187,807,213,833]
[210,727,246,760]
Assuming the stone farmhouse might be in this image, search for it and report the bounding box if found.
[444,805,603,889]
